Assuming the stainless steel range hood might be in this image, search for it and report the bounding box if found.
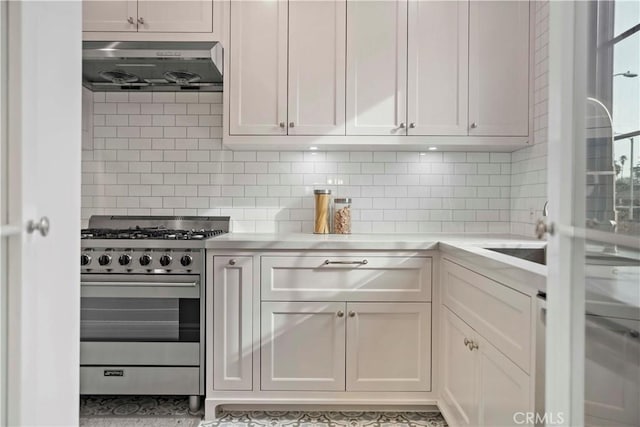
[82,41,223,92]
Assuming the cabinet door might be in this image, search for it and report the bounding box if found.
[477,334,531,426]
[346,0,407,135]
[261,301,346,391]
[346,303,431,391]
[585,315,640,426]
[407,0,468,136]
[229,0,288,135]
[441,308,478,426]
[83,0,137,32]
[137,0,213,33]
[213,256,253,390]
[288,0,346,135]
[468,0,529,136]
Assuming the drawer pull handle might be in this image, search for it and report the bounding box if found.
[337,311,344,318]
[348,311,356,318]
[323,259,368,266]
[463,338,471,347]
[469,341,479,351]
[229,259,237,266]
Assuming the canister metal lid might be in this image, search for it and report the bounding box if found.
[334,198,352,203]
[314,189,332,194]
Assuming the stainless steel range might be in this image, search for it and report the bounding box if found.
[79,215,229,411]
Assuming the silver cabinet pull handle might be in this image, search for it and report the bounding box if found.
[470,122,478,129]
[470,341,479,351]
[228,259,236,266]
[27,216,50,237]
[348,311,356,317]
[337,311,344,318]
[323,259,368,265]
[137,17,145,24]
[409,122,416,128]
[398,122,406,129]
[463,338,470,346]
[289,122,295,128]
[279,122,285,128]
[127,17,135,24]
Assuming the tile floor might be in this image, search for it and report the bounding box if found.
[79,396,448,427]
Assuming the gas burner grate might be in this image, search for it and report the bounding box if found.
[81,227,226,240]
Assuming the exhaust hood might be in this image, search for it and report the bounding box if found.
[82,41,223,92]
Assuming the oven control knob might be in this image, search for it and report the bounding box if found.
[80,254,91,266]
[139,254,152,266]
[118,254,132,266]
[98,254,112,266]
[180,255,193,267]
[159,254,172,267]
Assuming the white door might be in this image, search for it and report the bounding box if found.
[346,0,407,135]
[477,334,531,426]
[83,0,137,32]
[441,308,478,426]
[585,316,640,426]
[212,256,253,391]
[288,0,346,135]
[229,0,288,135]
[4,2,81,425]
[345,302,431,391]
[407,0,468,136]
[468,0,529,136]
[137,0,213,33]
[261,301,346,391]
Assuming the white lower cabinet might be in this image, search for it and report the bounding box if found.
[260,301,432,392]
[212,256,253,391]
[346,302,431,392]
[261,301,346,391]
[441,306,530,427]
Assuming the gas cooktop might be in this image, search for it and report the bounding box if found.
[81,227,226,240]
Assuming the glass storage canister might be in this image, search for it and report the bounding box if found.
[313,189,332,234]
[333,198,352,234]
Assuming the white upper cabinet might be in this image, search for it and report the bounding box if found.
[83,0,213,34]
[346,0,407,136]
[407,1,469,136]
[137,1,213,33]
[229,0,288,135]
[288,0,346,135]
[83,0,138,32]
[468,0,530,136]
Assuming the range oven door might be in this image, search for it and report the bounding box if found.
[79,274,203,395]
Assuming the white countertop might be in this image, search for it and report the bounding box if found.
[205,233,548,294]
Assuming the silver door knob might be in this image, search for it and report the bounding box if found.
[289,122,295,128]
[535,219,554,239]
[137,17,145,25]
[228,259,236,266]
[470,122,478,129]
[348,311,356,318]
[279,122,285,128]
[398,122,406,129]
[337,311,344,318]
[463,338,471,346]
[27,216,50,237]
[127,17,135,24]
[470,341,479,351]
[409,123,416,128]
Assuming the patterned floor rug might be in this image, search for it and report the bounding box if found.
[79,396,448,427]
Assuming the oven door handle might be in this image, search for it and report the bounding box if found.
[81,281,198,288]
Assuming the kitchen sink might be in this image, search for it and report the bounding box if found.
[484,247,547,265]
[485,246,639,268]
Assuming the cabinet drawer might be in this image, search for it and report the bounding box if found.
[80,366,199,395]
[261,256,431,302]
[441,258,531,372]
